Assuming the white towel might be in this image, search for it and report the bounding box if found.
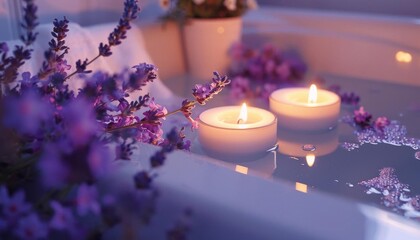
[14,21,175,103]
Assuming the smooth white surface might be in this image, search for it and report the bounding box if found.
[7,22,175,104]
[107,143,420,239]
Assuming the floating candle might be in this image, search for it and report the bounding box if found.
[269,84,341,131]
[198,103,277,161]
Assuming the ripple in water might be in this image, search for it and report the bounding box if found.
[302,144,316,152]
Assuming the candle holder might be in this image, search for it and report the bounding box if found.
[198,105,277,161]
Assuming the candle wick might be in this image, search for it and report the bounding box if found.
[237,118,243,124]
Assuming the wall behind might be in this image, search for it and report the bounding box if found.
[0,0,159,41]
[258,0,420,18]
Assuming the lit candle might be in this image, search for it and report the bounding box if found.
[269,84,341,131]
[198,103,277,161]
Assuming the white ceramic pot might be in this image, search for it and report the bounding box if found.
[183,17,242,83]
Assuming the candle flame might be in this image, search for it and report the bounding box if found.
[237,103,248,124]
[306,154,315,167]
[308,84,317,104]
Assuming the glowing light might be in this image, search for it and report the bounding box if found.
[306,154,315,167]
[217,26,225,34]
[295,182,308,193]
[308,84,317,104]
[395,51,412,63]
[235,165,248,175]
[237,103,248,124]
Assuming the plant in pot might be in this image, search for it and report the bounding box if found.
[161,0,258,83]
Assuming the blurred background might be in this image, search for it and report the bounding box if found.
[1,0,420,41]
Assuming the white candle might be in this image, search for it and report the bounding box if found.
[269,84,341,131]
[198,103,277,161]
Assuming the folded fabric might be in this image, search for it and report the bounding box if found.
[13,21,175,103]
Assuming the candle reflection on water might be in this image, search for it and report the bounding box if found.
[306,154,316,167]
[295,182,308,193]
[277,127,339,162]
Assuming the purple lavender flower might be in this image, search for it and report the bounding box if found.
[14,213,48,240]
[38,17,70,79]
[341,92,360,106]
[115,139,135,160]
[61,98,100,147]
[98,0,139,57]
[0,0,37,86]
[49,201,75,230]
[38,144,68,187]
[20,0,39,46]
[0,45,32,85]
[0,186,7,205]
[87,143,111,178]
[0,42,9,53]
[193,72,231,105]
[0,188,31,219]
[0,217,6,231]
[75,58,92,74]
[374,116,390,132]
[2,90,53,135]
[180,99,198,130]
[150,150,165,168]
[134,171,152,189]
[260,83,278,100]
[353,106,372,129]
[229,42,247,61]
[166,208,193,240]
[127,63,158,91]
[247,60,264,80]
[19,71,39,88]
[142,99,167,123]
[76,184,100,216]
[100,195,120,227]
[286,55,307,80]
[149,128,189,168]
[227,43,306,102]
[135,99,167,144]
[137,124,164,145]
[229,76,251,100]
[275,62,291,81]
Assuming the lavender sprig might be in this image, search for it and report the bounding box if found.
[38,17,70,79]
[134,127,190,190]
[65,0,140,80]
[193,72,231,105]
[0,0,38,90]
[328,84,360,106]
[20,0,39,46]
[0,46,32,86]
[107,72,231,132]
